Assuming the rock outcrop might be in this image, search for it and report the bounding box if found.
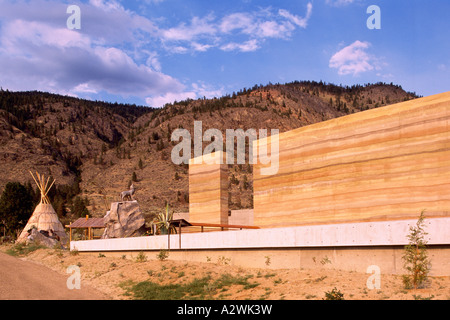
[26,228,63,248]
[101,201,145,239]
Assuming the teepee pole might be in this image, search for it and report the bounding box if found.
[42,175,55,204]
[29,171,42,203]
[45,179,56,204]
[29,171,55,205]
[38,173,45,202]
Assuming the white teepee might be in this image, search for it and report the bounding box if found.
[16,172,67,244]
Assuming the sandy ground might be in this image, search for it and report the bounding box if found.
[1,245,448,300]
[0,251,108,300]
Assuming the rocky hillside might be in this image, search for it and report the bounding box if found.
[0,82,419,221]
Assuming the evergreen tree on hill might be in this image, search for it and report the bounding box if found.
[0,182,34,237]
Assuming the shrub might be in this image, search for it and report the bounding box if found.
[157,249,169,261]
[136,251,147,262]
[402,211,431,289]
[324,287,345,300]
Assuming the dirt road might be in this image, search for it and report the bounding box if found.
[0,252,108,300]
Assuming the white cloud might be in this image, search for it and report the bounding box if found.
[220,39,260,52]
[89,0,123,11]
[160,3,313,53]
[161,15,217,42]
[159,14,220,53]
[73,83,98,94]
[191,82,224,99]
[325,0,355,7]
[191,42,215,52]
[170,46,189,54]
[256,20,294,39]
[145,82,224,108]
[1,19,91,52]
[143,0,166,4]
[278,3,312,28]
[0,17,183,98]
[329,40,375,76]
[143,50,162,72]
[81,0,159,45]
[146,91,197,108]
[219,12,254,34]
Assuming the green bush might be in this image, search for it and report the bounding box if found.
[324,287,345,300]
[124,273,261,300]
[402,211,431,289]
[157,249,169,261]
[136,251,147,262]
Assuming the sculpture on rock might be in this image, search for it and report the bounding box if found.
[101,200,145,239]
[120,183,135,202]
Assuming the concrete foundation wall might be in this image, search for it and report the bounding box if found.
[139,246,450,276]
[76,245,450,277]
[253,92,450,228]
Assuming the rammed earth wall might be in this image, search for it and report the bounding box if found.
[253,92,450,228]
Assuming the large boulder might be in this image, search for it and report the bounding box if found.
[26,228,63,249]
[101,201,145,239]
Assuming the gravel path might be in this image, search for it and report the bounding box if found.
[0,252,107,300]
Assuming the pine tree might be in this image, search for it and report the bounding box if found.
[0,182,34,237]
[71,196,89,218]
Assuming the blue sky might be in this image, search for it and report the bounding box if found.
[0,0,448,107]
